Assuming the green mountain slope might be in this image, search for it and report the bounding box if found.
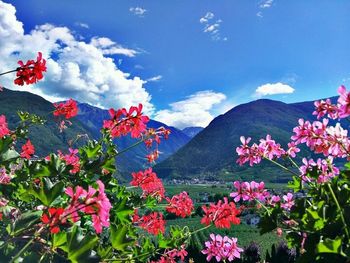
[154,99,318,183]
[0,88,93,156]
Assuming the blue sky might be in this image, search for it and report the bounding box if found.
[1,0,350,128]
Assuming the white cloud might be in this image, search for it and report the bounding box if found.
[154,90,226,129]
[146,75,162,82]
[260,0,273,9]
[90,37,138,57]
[75,22,89,29]
[255,82,295,97]
[129,7,147,17]
[199,12,227,41]
[0,1,154,114]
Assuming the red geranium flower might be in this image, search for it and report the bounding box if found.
[166,191,194,218]
[20,140,35,159]
[41,207,65,234]
[130,168,165,199]
[53,99,78,119]
[201,197,241,228]
[14,52,46,86]
[135,212,165,235]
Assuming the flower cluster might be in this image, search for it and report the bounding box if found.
[41,207,65,234]
[103,104,149,139]
[151,245,188,263]
[166,191,194,218]
[20,140,35,159]
[14,52,47,86]
[0,115,10,138]
[0,168,11,185]
[299,157,339,183]
[53,99,78,119]
[230,181,270,203]
[201,234,243,262]
[236,135,297,167]
[201,197,240,228]
[130,168,165,199]
[313,85,350,119]
[58,148,80,174]
[291,118,349,158]
[65,180,111,233]
[133,210,165,235]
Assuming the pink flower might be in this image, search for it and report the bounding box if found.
[258,135,285,160]
[236,136,263,166]
[201,234,243,262]
[65,180,111,233]
[337,85,350,118]
[0,168,11,184]
[60,148,80,174]
[287,142,300,158]
[281,193,294,211]
[230,181,269,203]
[230,181,251,202]
[313,99,339,120]
[0,115,10,138]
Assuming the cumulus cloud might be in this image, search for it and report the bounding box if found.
[0,1,154,114]
[255,82,295,97]
[199,12,227,41]
[90,37,138,57]
[154,90,226,129]
[129,7,147,17]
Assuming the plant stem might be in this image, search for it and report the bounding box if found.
[256,199,271,216]
[116,137,148,157]
[327,183,350,240]
[288,156,300,170]
[190,224,211,235]
[0,69,18,76]
[9,237,35,263]
[264,157,300,176]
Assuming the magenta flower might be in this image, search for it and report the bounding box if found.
[313,98,339,120]
[337,85,350,118]
[201,234,243,262]
[281,193,294,211]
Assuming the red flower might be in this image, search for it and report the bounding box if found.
[20,140,35,159]
[41,207,65,234]
[103,103,149,139]
[53,99,78,119]
[0,115,10,139]
[60,148,80,174]
[135,212,165,235]
[130,168,165,199]
[166,192,194,218]
[14,52,46,86]
[201,197,241,228]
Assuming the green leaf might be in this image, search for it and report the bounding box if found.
[29,178,64,206]
[287,176,302,192]
[11,211,42,236]
[52,231,67,250]
[66,226,99,263]
[316,237,343,254]
[110,224,134,251]
[0,149,19,162]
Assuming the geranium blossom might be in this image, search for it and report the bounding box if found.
[14,52,46,86]
[201,234,243,262]
[53,99,78,119]
[134,211,165,235]
[130,168,165,199]
[0,115,10,138]
[41,207,65,234]
[103,103,149,139]
[313,98,339,120]
[65,180,111,233]
[201,198,240,228]
[337,85,350,118]
[166,191,194,218]
[20,140,35,159]
[230,181,269,202]
[59,148,80,174]
[281,193,294,211]
[0,168,11,185]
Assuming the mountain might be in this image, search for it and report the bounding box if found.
[76,103,191,174]
[0,88,94,156]
[154,98,330,183]
[182,127,204,138]
[0,89,191,177]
